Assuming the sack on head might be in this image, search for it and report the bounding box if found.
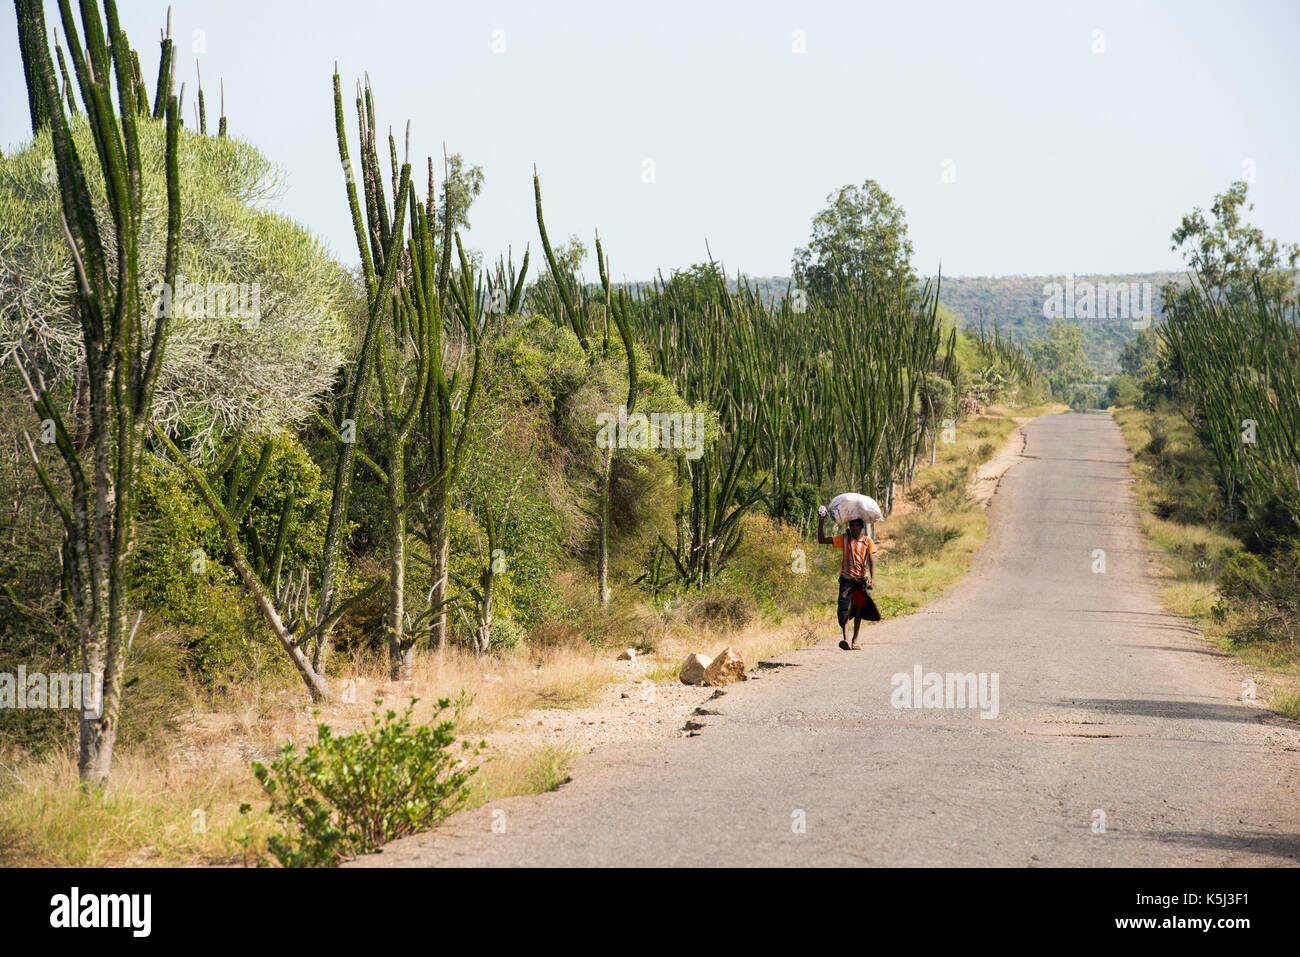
[827,492,883,525]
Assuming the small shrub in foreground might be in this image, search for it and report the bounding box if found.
[244,697,482,867]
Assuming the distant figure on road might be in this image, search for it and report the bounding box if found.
[818,506,881,649]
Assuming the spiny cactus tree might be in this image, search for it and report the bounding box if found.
[7,0,180,784]
[618,258,948,588]
[1162,274,1300,526]
[418,168,514,653]
[329,71,427,678]
[594,231,638,607]
[533,172,637,608]
[333,72,502,674]
[418,243,481,654]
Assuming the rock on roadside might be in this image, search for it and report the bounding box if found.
[704,647,748,686]
[680,653,712,685]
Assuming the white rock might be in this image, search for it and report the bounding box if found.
[679,653,712,685]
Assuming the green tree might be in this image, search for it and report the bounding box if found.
[0,115,350,455]
[1104,373,1140,408]
[792,180,916,299]
[1118,327,1159,381]
[1028,319,1094,399]
[435,153,484,236]
[1169,181,1299,306]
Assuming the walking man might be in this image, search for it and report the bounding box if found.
[818,506,881,649]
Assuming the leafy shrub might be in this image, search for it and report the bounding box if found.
[1219,542,1300,647]
[487,617,526,652]
[890,516,962,563]
[711,512,822,617]
[131,452,244,675]
[132,440,331,679]
[683,587,752,631]
[1220,544,1299,607]
[245,698,482,867]
[910,466,971,512]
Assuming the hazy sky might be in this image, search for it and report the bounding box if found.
[3,0,1297,281]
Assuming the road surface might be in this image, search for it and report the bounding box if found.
[353,412,1300,867]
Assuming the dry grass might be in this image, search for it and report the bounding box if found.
[0,749,278,867]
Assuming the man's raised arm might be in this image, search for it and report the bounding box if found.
[817,506,835,544]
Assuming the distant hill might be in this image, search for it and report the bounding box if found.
[930,272,1187,375]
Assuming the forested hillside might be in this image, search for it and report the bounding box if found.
[932,272,1186,374]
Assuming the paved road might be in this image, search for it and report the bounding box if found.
[354,412,1300,867]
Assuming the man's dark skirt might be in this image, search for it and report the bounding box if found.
[837,574,881,628]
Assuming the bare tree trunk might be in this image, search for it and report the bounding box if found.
[597,444,612,608]
[476,565,495,655]
[387,446,410,679]
[75,608,123,785]
[428,490,449,651]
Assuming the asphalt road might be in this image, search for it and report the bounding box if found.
[353,412,1300,867]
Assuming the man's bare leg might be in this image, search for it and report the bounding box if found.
[850,615,863,648]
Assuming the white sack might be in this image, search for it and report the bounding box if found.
[827,492,883,525]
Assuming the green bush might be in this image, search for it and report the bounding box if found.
[890,516,962,563]
[131,452,246,676]
[245,698,482,867]
[910,466,971,512]
[1105,373,1141,408]
[1218,541,1300,647]
[0,115,350,442]
[131,439,331,679]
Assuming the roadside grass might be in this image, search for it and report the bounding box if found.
[1271,688,1300,721]
[468,745,575,807]
[0,749,277,867]
[0,401,1051,866]
[1113,405,1300,716]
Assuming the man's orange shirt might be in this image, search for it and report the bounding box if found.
[831,533,877,578]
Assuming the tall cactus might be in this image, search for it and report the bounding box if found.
[331,71,433,678]
[9,0,181,784]
[533,174,640,608]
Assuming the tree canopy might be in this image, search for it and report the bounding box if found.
[792,179,916,300]
[1169,180,1299,306]
[1028,318,1094,400]
[0,116,350,454]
